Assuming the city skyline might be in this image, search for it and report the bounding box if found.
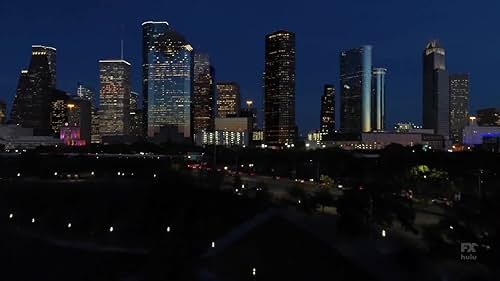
[1,1,499,134]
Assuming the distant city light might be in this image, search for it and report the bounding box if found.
[54,172,58,176]
[17,173,21,177]
[9,213,13,219]
[91,171,95,176]
[67,223,72,228]
[382,229,386,237]
[252,267,256,276]
[153,174,157,178]
[31,218,36,223]
[167,226,171,232]
[449,225,454,230]
[211,241,216,248]
[109,226,114,232]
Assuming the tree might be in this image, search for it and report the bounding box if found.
[319,174,335,189]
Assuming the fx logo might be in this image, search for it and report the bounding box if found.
[461,242,478,253]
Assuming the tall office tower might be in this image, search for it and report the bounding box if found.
[240,100,258,130]
[263,30,296,146]
[320,85,335,137]
[98,60,131,137]
[11,45,56,134]
[0,99,6,124]
[216,82,240,118]
[50,89,70,136]
[449,73,469,143]
[67,98,92,144]
[91,111,100,144]
[129,91,142,137]
[77,83,100,143]
[142,21,194,139]
[372,68,386,131]
[423,40,449,137]
[477,108,500,126]
[339,45,372,133]
[193,53,215,132]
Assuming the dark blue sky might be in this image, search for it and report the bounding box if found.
[1,0,499,133]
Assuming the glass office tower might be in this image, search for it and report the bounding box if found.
[372,68,386,131]
[142,21,194,139]
[339,45,372,133]
[193,53,215,132]
[320,85,335,137]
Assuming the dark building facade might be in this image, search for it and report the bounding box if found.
[11,45,56,135]
[50,89,70,136]
[320,85,335,138]
[449,73,469,143]
[423,41,449,137]
[339,46,373,133]
[67,97,92,144]
[477,108,500,126]
[142,21,194,139]
[0,99,6,124]
[372,68,386,131]
[193,53,215,132]
[216,82,240,118]
[240,100,258,130]
[263,30,296,146]
[129,91,143,137]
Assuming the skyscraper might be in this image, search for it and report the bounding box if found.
[339,45,372,133]
[142,21,194,139]
[423,40,449,137]
[320,85,335,138]
[263,30,296,146]
[372,68,386,131]
[193,53,215,132]
[77,83,100,143]
[216,82,240,118]
[240,100,258,130]
[449,73,469,143]
[67,97,92,144]
[50,89,70,136]
[129,91,142,137]
[11,45,56,134]
[98,60,131,137]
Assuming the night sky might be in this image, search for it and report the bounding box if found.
[1,0,499,134]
